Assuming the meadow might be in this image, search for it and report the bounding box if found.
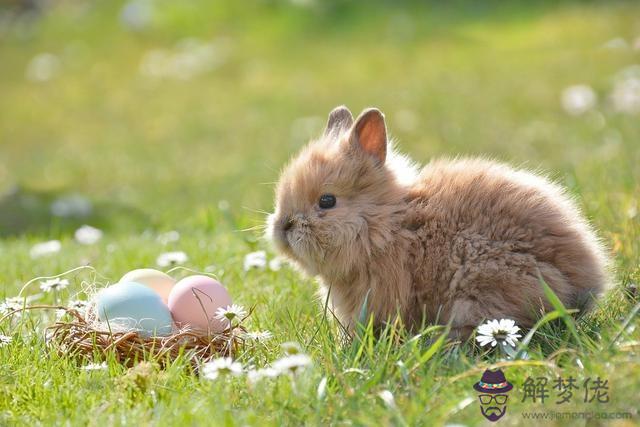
[0,1,639,425]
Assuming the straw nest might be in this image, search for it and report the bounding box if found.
[3,305,250,368]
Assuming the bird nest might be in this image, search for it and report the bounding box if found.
[3,305,249,368]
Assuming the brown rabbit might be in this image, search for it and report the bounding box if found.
[268,106,610,337]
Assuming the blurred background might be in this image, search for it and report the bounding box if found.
[0,0,638,258]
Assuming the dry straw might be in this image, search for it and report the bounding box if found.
[4,266,251,368]
[1,304,250,368]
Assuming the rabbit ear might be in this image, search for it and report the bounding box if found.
[324,105,354,137]
[350,108,387,164]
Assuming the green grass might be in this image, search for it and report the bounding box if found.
[1,1,639,425]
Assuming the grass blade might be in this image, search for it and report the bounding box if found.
[357,288,372,326]
[411,327,448,372]
[539,274,583,351]
[514,310,563,359]
[608,301,640,349]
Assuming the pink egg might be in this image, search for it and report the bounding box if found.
[167,275,232,333]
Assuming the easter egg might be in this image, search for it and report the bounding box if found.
[120,268,176,303]
[95,282,173,337]
[167,275,231,333]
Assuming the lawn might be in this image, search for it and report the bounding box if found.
[0,0,639,425]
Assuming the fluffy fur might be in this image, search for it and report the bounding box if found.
[268,106,610,337]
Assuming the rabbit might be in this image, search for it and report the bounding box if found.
[267,105,610,338]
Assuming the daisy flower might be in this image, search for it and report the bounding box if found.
[272,354,312,375]
[281,341,302,355]
[214,304,247,323]
[378,390,396,408]
[74,225,103,245]
[561,84,596,116]
[343,368,368,376]
[81,362,108,371]
[247,367,280,384]
[244,330,273,341]
[268,257,283,271]
[476,318,522,348]
[0,335,12,347]
[611,73,640,114]
[30,240,61,259]
[40,278,69,293]
[202,357,243,380]
[0,297,24,315]
[243,251,266,271]
[157,230,180,245]
[25,52,60,83]
[156,251,188,267]
[317,377,328,400]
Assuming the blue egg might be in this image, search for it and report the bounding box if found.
[95,281,173,337]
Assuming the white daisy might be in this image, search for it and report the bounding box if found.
[281,341,302,355]
[30,240,61,259]
[343,368,368,376]
[317,376,328,400]
[214,304,247,323]
[81,362,108,371]
[120,0,153,31]
[611,75,640,114]
[475,318,522,348]
[272,354,312,375]
[0,297,24,314]
[156,251,188,267]
[0,335,12,347]
[268,257,283,271]
[25,52,60,83]
[561,84,596,116]
[602,37,629,50]
[243,250,266,271]
[202,357,243,380]
[74,225,103,245]
[378,389,396,408]
[40,278,69,293]
[244,330,273,341]
[247,367,280,384]
[157,230,180,245]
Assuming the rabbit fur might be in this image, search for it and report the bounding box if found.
[268,106,609,337]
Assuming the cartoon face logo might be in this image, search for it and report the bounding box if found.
[473,369,513,422]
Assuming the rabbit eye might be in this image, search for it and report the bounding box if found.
[318,194,336,209]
